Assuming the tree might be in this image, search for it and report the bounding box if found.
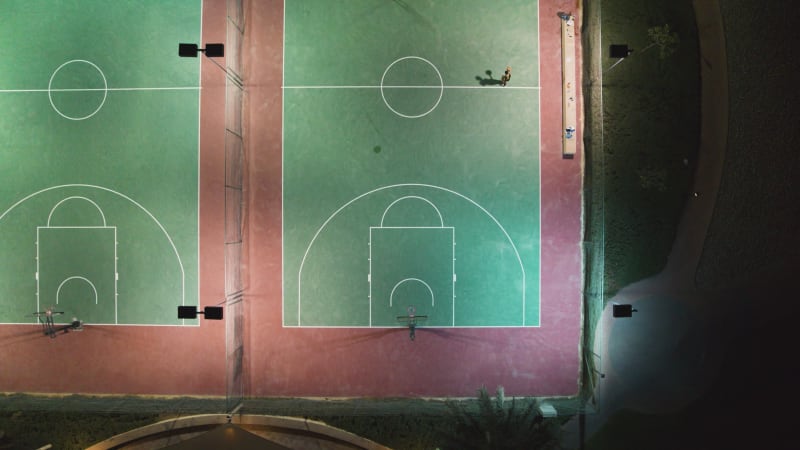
[605,23,679,73]
[643,24,680,60]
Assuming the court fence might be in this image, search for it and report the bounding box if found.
[224,0,246,414]
[578,0,606,416]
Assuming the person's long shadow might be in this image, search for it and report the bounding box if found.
[476,69,502,86]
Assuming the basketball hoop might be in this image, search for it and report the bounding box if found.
[32,306,83,339]
[397,305,428,341]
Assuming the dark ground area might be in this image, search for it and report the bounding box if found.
[597,0,700,296]
[680,0,800,447]
[587,0,800,448]
[696,0,800,291]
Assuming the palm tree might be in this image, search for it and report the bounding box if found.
[606,23,680,73]
[439,386,562,450]
[642,24,680,60]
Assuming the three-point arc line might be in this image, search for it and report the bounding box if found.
[296,183,526,326]
[0,184,187,317]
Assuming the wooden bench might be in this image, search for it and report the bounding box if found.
[561,13,578,159]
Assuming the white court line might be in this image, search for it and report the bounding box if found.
[297,183,527,327]
[281,0,287,327]
[0,87,201,93]
[283,85,540,90]
[380,195,444,227]
[47,196,107,226]
[389,278,435,308]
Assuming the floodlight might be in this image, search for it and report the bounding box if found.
[610,44,632,58]
[178,305,198,319]
[177,305,223,320]
[204,43,225,57]
[178,43,225,58]
[612,303,637,318]
[204,306,224,320]
[178,43,199,57]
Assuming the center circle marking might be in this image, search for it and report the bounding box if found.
[48,59,108,121]
[380,56,444,119]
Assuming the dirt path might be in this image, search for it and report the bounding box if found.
[660,0,729,288]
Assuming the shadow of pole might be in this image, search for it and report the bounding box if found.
[0,327,48,347]
[327,327,405,348]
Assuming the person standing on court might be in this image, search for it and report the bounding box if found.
[500,66,511,86]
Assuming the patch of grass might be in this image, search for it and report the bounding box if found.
[438,386,562,450]
[319,413,453,449]
[312,389,568,450]
[597,0,700,294]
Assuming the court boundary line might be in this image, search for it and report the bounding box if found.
[537,0,543,329]
[281,0,287,326]
[196,0,203,328]
[281,1,542,329]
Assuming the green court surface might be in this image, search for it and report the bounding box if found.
[282,0,541,327]
[0,0,201,325]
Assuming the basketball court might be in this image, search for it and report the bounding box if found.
[0,0,585,401]
[282,0,541,328]
[0,0,201,326]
